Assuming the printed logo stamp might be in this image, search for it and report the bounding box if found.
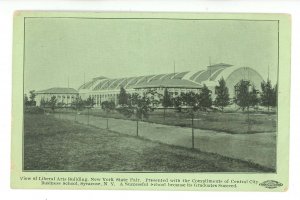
[259,180,283,189]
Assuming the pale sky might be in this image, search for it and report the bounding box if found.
[24,18,278,92]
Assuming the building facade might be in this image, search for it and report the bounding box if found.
[35,88,78,106]
[77,63,265,108]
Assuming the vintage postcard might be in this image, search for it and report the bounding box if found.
[11,11,290,191]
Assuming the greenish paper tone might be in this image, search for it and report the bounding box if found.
[11,11,290,191]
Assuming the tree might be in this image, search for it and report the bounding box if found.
[173,95,183,112]
[100,100,116,129]
[261,80,277,111]
[161,88,173,120]
[40,97,47,108]
[234,80,250,111]
[101,101,116,113]
[249,86,259,109]
[181,91,198,110]
[118,86,128,106]
[131,92,155,136]
[57,102,66,108]
[214,78,230,111]
[49,96,57,111]
[24,94,30,107]
[85,96,95,108]
[29,90,36,106]
[118,92,154,120]
[145,88,161,108]
[71,96,85,111]
[198,84,212,111]
[131,93,154,120]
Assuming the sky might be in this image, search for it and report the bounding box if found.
[24,17,279,92]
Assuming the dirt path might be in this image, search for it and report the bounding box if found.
[53,113,276,169]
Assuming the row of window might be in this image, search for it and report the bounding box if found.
[41,95,76,99]
[90,93,119,99]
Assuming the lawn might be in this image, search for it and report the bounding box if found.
[24,113,272,172]
[71,108,277,134]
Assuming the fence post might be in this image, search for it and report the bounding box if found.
[192,113,194,149]
[106,118,109,129]
[87,108,90,125]
[136,120,139,137]
[247,107,251,133]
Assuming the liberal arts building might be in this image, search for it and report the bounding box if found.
[35,63,264,107]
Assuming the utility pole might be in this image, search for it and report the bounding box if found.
[173,61,176,76]
[84,73,86,86]
[268,65,270,81]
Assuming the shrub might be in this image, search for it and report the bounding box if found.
[25,107,45,114]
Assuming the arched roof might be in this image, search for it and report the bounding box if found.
[78,63,265,92]
[214,66,264,83]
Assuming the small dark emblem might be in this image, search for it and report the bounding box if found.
[259,180,283,189]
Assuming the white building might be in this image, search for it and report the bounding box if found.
[77,63,264,108]
[35,87,78,106]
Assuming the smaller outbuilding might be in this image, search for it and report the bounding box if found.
[35,87,78,106]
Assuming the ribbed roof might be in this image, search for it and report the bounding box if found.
[78,63,234,91]
[207,63,233,69]
[36,87,78,94]
[134,79,202,89]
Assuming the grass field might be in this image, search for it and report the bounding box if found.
[71,108,277,134]
[24,113,272,172]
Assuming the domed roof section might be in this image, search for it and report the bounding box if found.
[183,63,233,83]
[78,76,108,90]
[77,63,265,92]
[214,66,264,82]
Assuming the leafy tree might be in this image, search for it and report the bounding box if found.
[118,92,154,136]
[24,94,30,107]
[214,77,230,111]
[118,86,128,106]
[57,102,66,108]
[162,88,173,107]
[177,86,212,112]
[261,80,277,111]
[145,88,162,108]
[118,89,161,118]
[49,96,57,111]
[101,101,116,113]
[173,95,183,112]
[24,90,36,107]
[71,96,85,111]
[198,84,212,110]
[29,90,36,106]
[85,96,95,108]
[249,86,259,109]
[131,93,154,120]
[181,91,198,110]
[117,106,134,118]
[40,98,47,108]
[161,88,173,120]
[138,96,154,120]
[234,80,259,111]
